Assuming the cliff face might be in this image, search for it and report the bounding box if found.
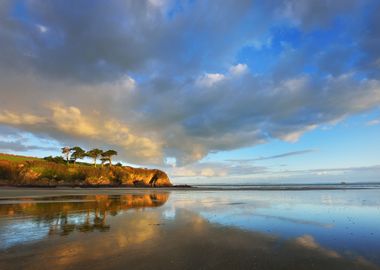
[120,167,171,187]
[0,156,172,187]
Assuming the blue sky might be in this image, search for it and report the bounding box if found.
[0,0,379,184]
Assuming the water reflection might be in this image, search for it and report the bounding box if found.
[0,193,169,245]
[0,190,379,270]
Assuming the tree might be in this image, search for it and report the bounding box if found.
[61,146,71,164]
[86,149,103,167]
[101,150,118,166]
[70,146,86,165]
[100,157,108,167]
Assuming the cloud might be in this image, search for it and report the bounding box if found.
[169,162,380,184]
[305,165,380,174]
[169,162,266,178]
[1,65,380,166]
[264,164,380,183]
[0,0,258,83]
[0,140,56,152]
[0,111,46,126]
[229,64,248,75]
[366,119,380,126]
[50,105,98,137]
[196,73,225,87]
[0,105,163,164]
[36,24,48,33]
[277,0,360,30]
[227,149,316,163]
[0,0,380,167]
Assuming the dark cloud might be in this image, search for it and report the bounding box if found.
[0,0,366,82]
[357,2,380,79]
[275,0,361,30]
[0,125,22,138]
[0,139,56,152]
[227,149,316,163]
[0,0,257,82]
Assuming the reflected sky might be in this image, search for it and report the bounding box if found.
[0,189,379,270]
[166,190,380,264]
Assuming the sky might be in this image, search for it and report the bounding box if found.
[0,0,379,184]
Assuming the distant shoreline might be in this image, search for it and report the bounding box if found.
[1,183,380,195]
[2,183,380,189]
[0,184,192,189]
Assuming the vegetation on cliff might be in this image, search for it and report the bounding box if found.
[0,153,172,187]
[60,146,118,167]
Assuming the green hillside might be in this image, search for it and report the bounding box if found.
[0,153,171,187]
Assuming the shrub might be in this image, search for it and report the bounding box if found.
[70,169,87,182]
[43,156,66,164]
[0,160,19,182]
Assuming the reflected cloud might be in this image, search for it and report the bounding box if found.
[0,190,379,270]
[295,235,340,258]
[255,214,334,228]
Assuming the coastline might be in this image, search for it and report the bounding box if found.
[1,183,380,199]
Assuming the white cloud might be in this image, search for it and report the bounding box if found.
[119,75,136,90]
[36,24,48,33]
[279,125,317,143]
[196,73,225,87]
[229,63,248,76]
[366,119,380,126]
[148,0,169,9]
[248,37,272,50]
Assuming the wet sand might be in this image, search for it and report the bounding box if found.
[0,187,177,198]
[0,188,379,269]
[1,183,379,198]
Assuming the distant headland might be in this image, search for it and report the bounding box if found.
[0,148,172,187]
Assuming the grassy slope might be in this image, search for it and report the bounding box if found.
[0,153,41,162]
[0,153,171,187]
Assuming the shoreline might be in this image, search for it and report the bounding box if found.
[1,184,380,199]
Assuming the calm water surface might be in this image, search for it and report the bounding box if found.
[0,189,379,269]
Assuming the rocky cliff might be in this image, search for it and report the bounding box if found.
[120,166,171,187]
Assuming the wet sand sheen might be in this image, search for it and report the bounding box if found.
[0,188,379,270]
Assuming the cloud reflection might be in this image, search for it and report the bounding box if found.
[0,191,379,269]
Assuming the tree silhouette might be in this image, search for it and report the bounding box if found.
[86,149,103,167]
[61,146,71,164]
[70,146,86,165]
[101,150,118,166]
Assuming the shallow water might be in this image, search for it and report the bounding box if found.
[0,189,379,270]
